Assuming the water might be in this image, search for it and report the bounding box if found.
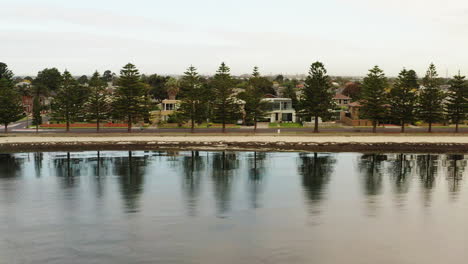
[0,151,467,264]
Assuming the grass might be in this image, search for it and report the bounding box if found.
[269,122,303,128]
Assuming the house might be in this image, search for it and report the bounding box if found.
[262,97,296,122]
[157,99,181,121]
[341,101,373,126]
[333,93,351,106]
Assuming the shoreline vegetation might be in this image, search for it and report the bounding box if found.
[1,134,468,153]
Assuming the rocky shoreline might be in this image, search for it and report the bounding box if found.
[1,135,468,153]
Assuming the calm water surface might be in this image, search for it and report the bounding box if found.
[0,151,467,264]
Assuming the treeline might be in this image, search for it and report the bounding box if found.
[0,61,467,133]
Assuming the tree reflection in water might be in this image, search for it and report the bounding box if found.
[114,151,147,213]
[211,151,239,217]
[298,152,336,214]
[358,154,387,196]
[180,151,204,216]
[0,154,22,178]
[445,154,466,198]
[247,152,267,209]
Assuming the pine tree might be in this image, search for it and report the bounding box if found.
[298,62,335,133]
[85,71,110,132]
[418,63,445,132]
[177,65,209,132]
[0,79,24,133]
[389,69,418,132]
[211,62,242,133]
[360,66,388,133]
[51,70,87,132]
[238,67,271,132]
[446,72,468,133]
[32,96,42,133]
[0,62,14,86]
[113,63,147,132]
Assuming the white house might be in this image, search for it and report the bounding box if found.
[263,98,296,123]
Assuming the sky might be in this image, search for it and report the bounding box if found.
[2,0,468,77]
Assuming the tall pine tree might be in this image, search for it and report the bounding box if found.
[238,66,271,132]
[418,63,445,132]
[113,63,147,132]
[177,65,209,132]
[298,62,335,133]
[389,69,418,132]
[446,72,468,133]
[85,71,110,132]
[211,62,241,133]
[0,79,24,133]
[32,96,42,133]
[51,70,86,132]
[360,66,388,133]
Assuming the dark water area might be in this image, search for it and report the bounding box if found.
[0,150,467,264]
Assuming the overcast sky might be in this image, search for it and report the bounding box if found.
[2,0,468,77]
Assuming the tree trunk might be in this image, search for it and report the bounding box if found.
[455,122,459,133]
[313,116,319,133]
[66,120,70,132]
[254,116,257,133]
[4,124,7,133]
[128,115,132,133]
[372,121,377,133]
[36,124,38,133]
[191,119,195,133]
[222,120,226,133]
[428,122,432,133]
[401,120,405,133]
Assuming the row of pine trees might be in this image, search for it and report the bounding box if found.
[0,61,467,133]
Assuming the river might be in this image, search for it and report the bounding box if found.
[0,151,467,263]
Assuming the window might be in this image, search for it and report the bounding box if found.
[165,104,174,111]
[282,113,293,122]
[282,102,289,110]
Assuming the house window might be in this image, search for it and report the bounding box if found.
[282,102,289,110]
[165,104,174,111]
[282,113,293,122]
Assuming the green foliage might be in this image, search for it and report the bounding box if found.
[298,61,335,132]
[446,73,468,131]
[32,96,42,129]
[211,62,242,131]
[360,66,388,131]
[112,63,148,131]
[77,75,89,84]
[0,78,24,131]
[51,70,88,131]
[238,67,271,129]
[85,71,110,130]
[342,82,362,100]
[33,68,62,96]
[102,70,114,82]
[165,77,180,98]
[143,74,170,103]
[418,63,446,131]
[389,69,418,131]
[176,66,209,131]
[0,62,14,85]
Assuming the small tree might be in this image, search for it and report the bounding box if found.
[32,96,42,133]
[238,67,271,132]
[446,72,468,133]
[85,71,110,132]
[360,66,388,133]
[51,70,86,132]
[0,79,24,133]
[211,62,242,133]
[418,63,445,132]
[113,63,147,132]
[298,62,335,133]
[389,69,418,132]
[177,66,209,132]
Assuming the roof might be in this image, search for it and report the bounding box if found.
[348,102,361,107]
[333,93,351,100]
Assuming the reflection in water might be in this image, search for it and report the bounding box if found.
[114,151,147,213]
[298,152,336,214]
[0,151,468,263]
[211,151,239,216]
[358,154,387,196]
[180,151,204,216]
[0,154,22,178]
[247,152,267,209]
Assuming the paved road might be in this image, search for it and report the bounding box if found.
[3,126,468,134]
